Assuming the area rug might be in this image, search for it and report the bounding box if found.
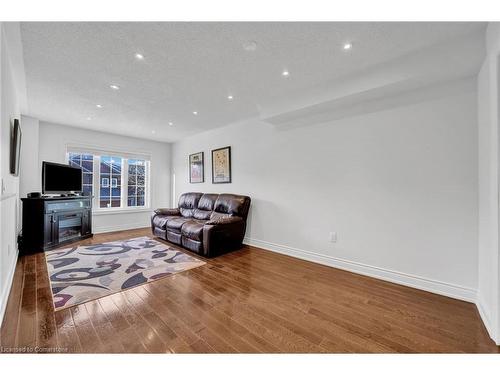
[44,236,205,310]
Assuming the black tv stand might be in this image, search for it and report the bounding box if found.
[20,196,93,254]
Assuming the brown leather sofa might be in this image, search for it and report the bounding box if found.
[151,192,251,257]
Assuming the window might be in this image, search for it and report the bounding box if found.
[127,159,146,207]
[100,156,122,208]
[68,152,93,196]
[66,150,149,211]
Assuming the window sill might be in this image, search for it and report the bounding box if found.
[92,207,151,216]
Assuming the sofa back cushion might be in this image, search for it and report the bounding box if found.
[193,193,218,220]
[213,194,251,219]
[177,192,251,221]
[178,192,203,217]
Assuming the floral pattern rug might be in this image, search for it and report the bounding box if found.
[45,236,205,310]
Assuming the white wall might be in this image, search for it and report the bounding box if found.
[477,22,500,345]
[0,23,24,323]
[173,80,479,302]
[38,122,172,233]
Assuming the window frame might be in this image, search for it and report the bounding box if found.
[66,149,151,214]
[126,159,148,208]
[68,152,94,197]
[97,155,124,209]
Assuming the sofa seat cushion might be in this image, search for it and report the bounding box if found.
[166,217,194,233]
[152,215,171,230]
[181,220,207,241]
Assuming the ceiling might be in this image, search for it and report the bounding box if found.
[20,22,486,142]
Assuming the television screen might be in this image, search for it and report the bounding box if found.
[10,119,22,176]
[42,161,83,194]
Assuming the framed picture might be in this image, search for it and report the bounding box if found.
[189,152,204,183]
[10,119,22,176]
[212,146,231,184]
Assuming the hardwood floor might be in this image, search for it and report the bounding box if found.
[0,227,498,353]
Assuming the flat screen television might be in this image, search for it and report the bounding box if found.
[42,161,83,194]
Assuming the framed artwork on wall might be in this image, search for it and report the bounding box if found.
[189,151,204,183]
[10,119,22,176]
[212,146,231,184]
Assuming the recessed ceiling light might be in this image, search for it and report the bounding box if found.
[193,111,198,115]
[110,84,120,90]
[227,95,234,100]
[343,42,353,50]
[243,41,258,52]
[96,104,103,108]
[86,117,92,121]
[135,53,144,60]
[282,70,290,77]
[168,122,173,126]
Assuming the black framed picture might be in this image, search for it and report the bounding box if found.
[10,118,22,176]
[189,151,204,183]
[212,146,231,184]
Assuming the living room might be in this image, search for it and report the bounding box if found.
[1,0,500,372]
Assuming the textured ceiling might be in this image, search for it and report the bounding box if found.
[20,22,486,142]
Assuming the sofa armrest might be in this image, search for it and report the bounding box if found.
[154,208,180,216]
[202,217,246,257]
[206,216,243,225]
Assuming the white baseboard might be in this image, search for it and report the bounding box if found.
[243,237,477,303]
[248,235,500,345]
[0,249,19,326]
[93,223,150,234]
[476,296,499,345]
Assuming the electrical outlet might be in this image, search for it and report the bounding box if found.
[329,232,337,243]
